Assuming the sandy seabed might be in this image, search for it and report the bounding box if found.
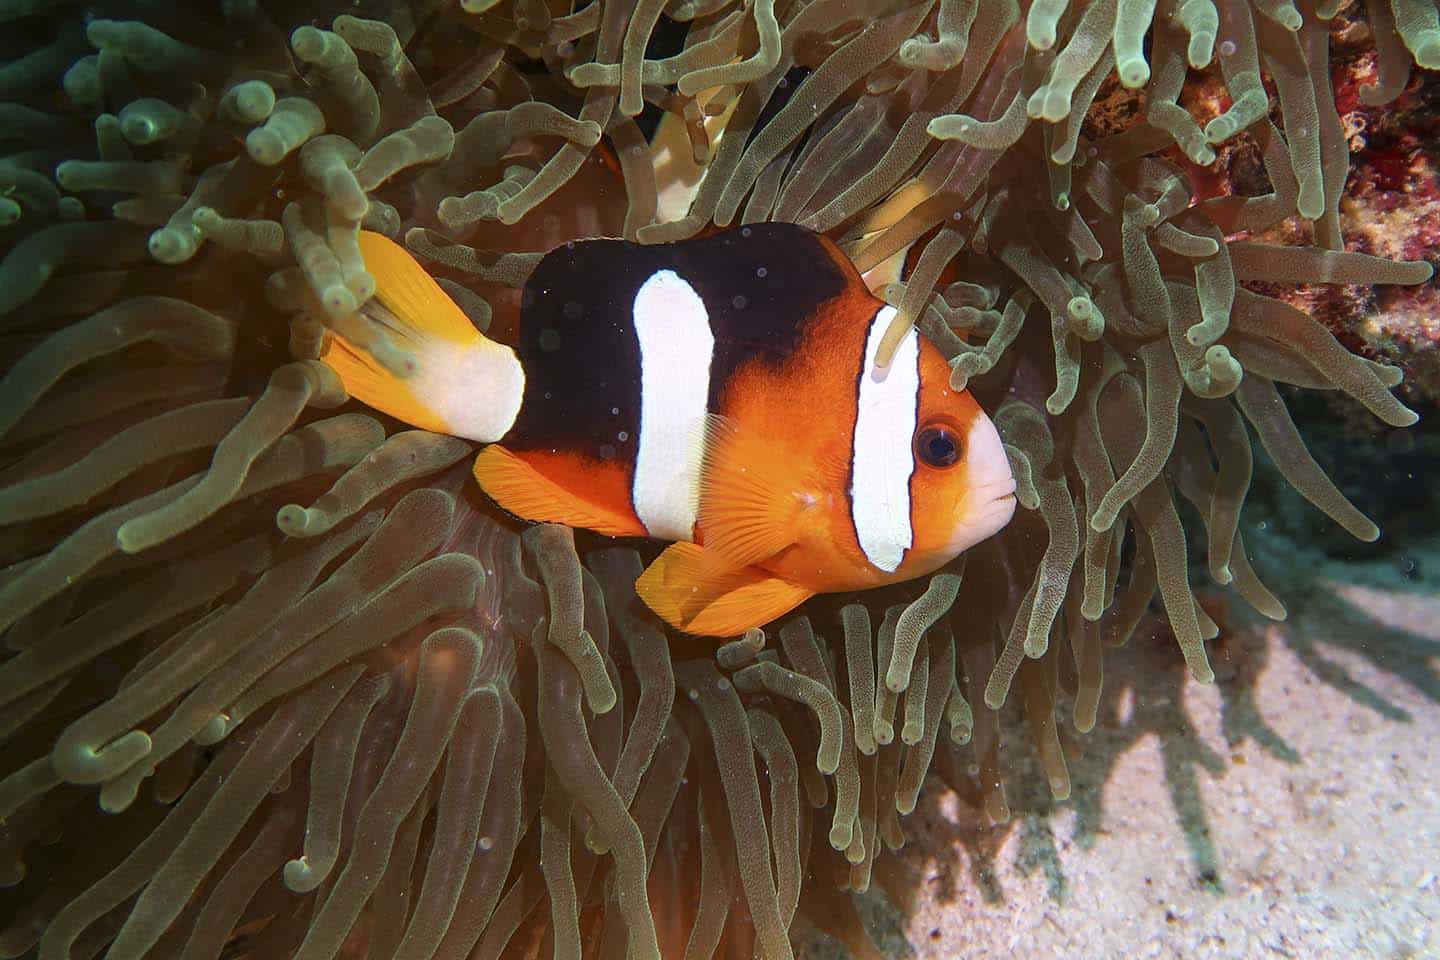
[804,558,1440,960]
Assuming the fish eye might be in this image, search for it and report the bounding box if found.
[914,423,962,468]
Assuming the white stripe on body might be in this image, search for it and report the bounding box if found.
[850,305,919,573]
[631,269,714,541]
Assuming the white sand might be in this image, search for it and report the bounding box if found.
[809,570,1440,960]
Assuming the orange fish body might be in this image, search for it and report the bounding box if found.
[322,224,1016,636]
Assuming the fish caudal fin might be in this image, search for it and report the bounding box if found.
[319,231,524,443]
[636,542,813,637]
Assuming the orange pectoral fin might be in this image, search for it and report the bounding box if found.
[635,542,814,637]
[696,414,806,569]
[472,445,646,538]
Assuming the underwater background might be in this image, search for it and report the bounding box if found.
[0,1,1438,958]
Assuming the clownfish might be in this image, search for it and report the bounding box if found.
[321,222,1017,636]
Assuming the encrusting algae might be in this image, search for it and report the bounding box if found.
[0,1,1435,959]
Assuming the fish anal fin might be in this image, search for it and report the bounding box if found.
[696,414,807,569]
[473,445,645,538]
[636,542,813,637]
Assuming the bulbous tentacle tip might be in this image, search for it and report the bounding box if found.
[284,857,322,893]
[1415,36,1440,70]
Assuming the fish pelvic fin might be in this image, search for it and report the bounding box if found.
[636,542,813,637]
[319,230,524,443]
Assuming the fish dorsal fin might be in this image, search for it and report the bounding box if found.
[472,445,646,538]
[636,542,814,637]
[696,414,807,569]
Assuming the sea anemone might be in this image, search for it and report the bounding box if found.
[0,1,1435,958]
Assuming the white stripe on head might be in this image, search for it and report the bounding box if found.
[632,269,714,541]
[850,305,919,573]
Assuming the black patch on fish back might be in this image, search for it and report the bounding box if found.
[682,223,850,408]
[505,244,646,463]
[506,222,851,460]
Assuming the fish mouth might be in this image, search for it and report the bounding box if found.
[957,413,1019,544]
[964,477,1018,517]
[973,477,1018,505]
[978,492,1017,524]
[953,483,1018,553]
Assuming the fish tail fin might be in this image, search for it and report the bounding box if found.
[319,230,524,442]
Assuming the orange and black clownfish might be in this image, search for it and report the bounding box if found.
[321,222,1018,636]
